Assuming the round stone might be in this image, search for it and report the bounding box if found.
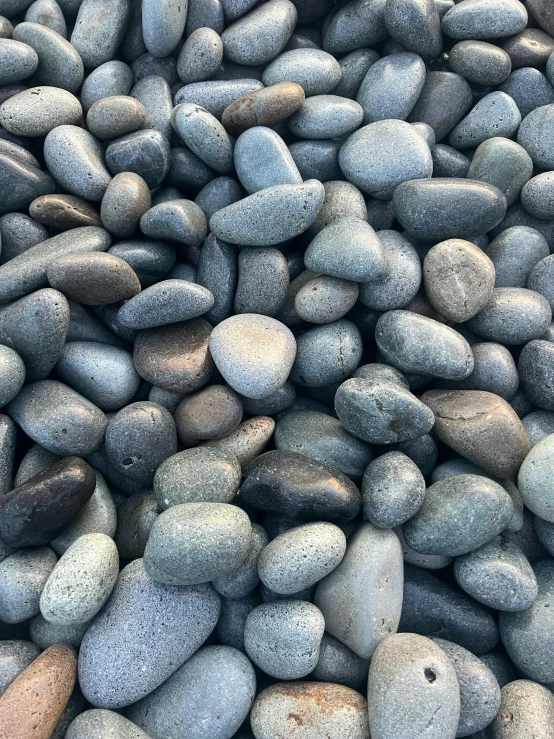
[442,0,528,39]
[467,287,552,345]
[66,710,151,739]
[362,451,425,528]
[47,252,141,305]
[221,0,297,66]
[518,103,554,169]
[0,39,38,85]
[518,433,554,521]
[0,547,58,623]
[221,81,305,136]
[449,40,512,85]
[262,48,341,96]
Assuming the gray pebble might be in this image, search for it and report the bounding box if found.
[128,645,256,739]
[177,27,223,84]
[70,0,130,69]
[504,28,554,69]
[448,91,521,149]
[195,176,243,219]
[29,613,90,649]
[144,501,252,585]
[396,526,452,570]
[362,451,425,528]
[408,70,472,142]
[81,60,133,110]
[66,301,129,348]
[0,38,38,85]
[442,0,528,39]
[234,126,302,194]
[479,650,515,689]
[310,632,370,690]
[521,172,554,220]
[367,633,460,739]
[242,381,295,416]
[244,599,324,678]
[78,558,221,708]
[213,522,268,599]
[518,432,554,521]
[221,0,297,66]
[519,339,554,410]
[0,547,57,624]
[487,226,549,287]
[450,40,511,86]
[288,94,363,139]
[154,447,241,508]
[215,592,259,651]
[7,379,107,456]
[359,230,421,311]
[142,0,186,57]
[315,523,402,659]
[309,180,367,235]
[0,346,24,408]
[468,287,552,345]
[55,341,140,412]
[105,129,171,189]
[140,199,207,246]
[468,137,533,207]
[40,533,118,625]
[454,536,538,612]
[0,151,55,217]
[66,709,151,739]
[291,319,362,388]
[518,103,554,169]
[431,143,471,178]
[12,21,84,93]
[87,96,146,141]
[114,490,159,560]
[131,74,173,139]
[295,275,358,324]
[0,210,47,264]
[491,680,554,739]
[202,415,275,467]
[167,145,216,194]
[174,79,264,118]
[101,172,151,239]
[522,410,554,447]
[500,67,554,120]
[289,138,342,182]
[186,0,224,35]
[333,48,379,100]
[172,102,233,174]
[14,441,60,486]
[438,341,519,400]
[174,383,242,444]
[0,640,40,696]
[119,279,213,330]
[323,0,387,55]
[339,119,432,198]
[262,48,341,96]
[234,246,289,317]
[0,86,81,137]
[110,239,176,287]
[24,0,67,36]
[385,0,441,59]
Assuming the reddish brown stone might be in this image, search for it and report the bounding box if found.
[221,82,305,136]
[0,644,77,739]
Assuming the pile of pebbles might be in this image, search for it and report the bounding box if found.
[3,0,554,736]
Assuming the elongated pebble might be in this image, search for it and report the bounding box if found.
[172,102,233,173]
[70,0,130,69]
[234,126,302,194]
[222,82,305,136]
[174,79,264,118]
[221,0,297,66]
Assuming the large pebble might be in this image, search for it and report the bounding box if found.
[442,0,528,39]
[142,0,186,57]
[359,230,421,311]
[0,38,38,85]
[0,346,24,407]
[0,86,81,137]
[221,0,297,66]
[172,103,233,174]
[140,199,207,246]
[213,522,268,599]
[362,451,425,528]
[47,252,140,305]
[467,287,552,345]
[203,415,275,467]
[174,79,264,118]
[467,138,533,206]
[234,246,289,317]
[518,432,554,521]
[174,384,242,443]
[288,94,364,139]
[518,103,554,169]
[0,547,57,623]
[66,709,152,739]
[234,126,302,194]
[262,48,340,96]
[222,81,305,136]
[385,0,441,59]
[0,152,55,217]
[105,129,170,190]
[323,0,387,54]
[491,680,554,739]
[70,0,130,69]
[177,27,223,84]
[448,91,521,149]
[0,641,40,696]
[24,0,67,37]
[78,558,221,708]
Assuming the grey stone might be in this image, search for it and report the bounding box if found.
[30,194,102,231]
[286,93,359,139]
[490,199,554,250]
[437,341,519,400]
[449,40,512,85]
[0,211,47,264]
[154,447,241,508]
[114,490,159,560]
[487,226,549,287]
[234,126,302,194]
[12,21,83,93]
[30,614,90,649]
[131,74,173,140]
[468,137,533,207]
[468,287,552,345]
[0,641,40,696]
[14,442,59,486]
[66,709,151,739]
[367,633,460,739]
[442,0,528,39]
[322,0,387,55]
[24,0,67,36]
[408,70,472,142]
[518,103,554,169]
[387,0,442,58]
[289,138,342,182]
[40,533,118,625]
[310,632,370,690]
[431,143,471,178]
[0,547,57,623]
[128,646,255,739]
[193,236,236,322]
[174,79,264,119]
[491,680,554,739]
[234,247,289,317]
[478,650,515,689]
[0,152,55,217]
[195,176,243,220]
[376,310,474,380]
[131,53,177,86]
[448,91,521,149]
[339,120,433,198]
[523,410,554,447]
[109,239,176,287]
[140,200,207,246]
[0,38,38,85]
[396,527,452,570]
[295,275,359,324]
[81,60,133,110]
[119,280,213,330]
[291,319,362,388]
[504,27,554,69]
[178,27,223,84]
[403,473,513,556]
[308,180,368,235]
[78,558,221,708]
[275,409,372,478]
[105,129,171,190]
[215,592,259,651]
[202,415,275,467]
[356,52,426,125]
[242,381,295,416]
[7,379,107,456]
[244,600,324,678]
[362,451,425,528]
[334,49,379,101]
[144,501,252,585]
[222,80,305,136]
[521,172,554,220]
[529,255,554,314]
[315,523,403,658]
[210,180,324,246]
[172,103,233,174]
[400,563,499,654]
[359,230,421,311]
[213,522,268,599]
[174,384,242,444]
[66,301,128,348]
[519,340,554,410]
[101,172,151,239]
[518,432,554,521]
[87,96,146,141]
[70,0,130,69]
[0,346,24,407]
[262,48,340,97]
[142,0,186,57]
[500,67,554,119]
[221,0,297,66]
[0,421,14,506]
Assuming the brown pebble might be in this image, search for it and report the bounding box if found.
[0,644,77,739]
[421,389,531,478]
[29,194,102,229]
[46,252,141,305]
[133,318,214,393]
[221,82,305,136]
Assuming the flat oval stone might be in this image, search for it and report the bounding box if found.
[174,78,264,118]
[202,415,275,467]
[86,95,145,141]
[131,73,173,140]
[518,433,554,522]
[221,0,297,66]
[518,103,554,169]
[44,125,112,202]
[78,558,221,708]
[394,178,507,241]
[468,287,552,345]
[144,501,252,585]
[288,94,363,139]
[0,644,76,738]
[24,0,67,36]
[0,641,40,696]
[222,81,305,136]
[209,314,296,399]
[242,449,361,522]
[449,40,512,85]
[0,547,57,623]
[7,380,107,457]
[177,27,223,84]
[234,126,302,194]
[0,38,38,85]
[442,0,528,39]
[262,49,340,96]
[499,559,554,682]
[140,199,207,246]
[47,252,141,305]
[105,128,170,189]
[142,0,186,57]
[0,152,55,217]
[210,180,324,246]
[172,103,233,174]
[362,450,425,528]
[487,227,550,287]
[0,456,96,548]
[154,447,241,508]
[12,22,84,93]
[403,473,513,556]
[31,194,102,229]
[100,172,151,239]
[385,0,442,59]
[376,311,474,380]
[367,633,460,739]
[421,389,531,478]
[234,246,289,317]
[66,709,151,739]
[448,91,522,149]
[408,70,472,142]
[40,533,118,625]
[315,523,403,659]
[454,536,538,612]
[81,60,133,110]
[251,682,369,739]
[70,0,130,69]
[0,86,81,137]
[491,680,554,739]
[133,318,214,393]
[339,120,433,198]
[295,275,359,324]
[323,0,387,55]
[118,279,213,330]
[174,383,242,444]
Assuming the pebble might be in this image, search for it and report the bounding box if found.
[221,0,297,66]
[449,40,512,85]
[0,86,81,138]
[367,633,460,739]
[174,79,265,118]
[500,67,554,120]
[448,91,522,149]
[403,473,513,556]
[519,339,554,411]
[408,70,472,142]
[195,176,242,220]
[439,341,519,400]
[234,126,302,194]
[177,27,223,84]
[31,194,102,230]
[234,246,289,317]
[40,533,118,625]
[203,415,275,467]
[131,74,173,139]
[289,138,342,182]
[467,137,533,206]
[442,0,528,40]
[0,644,76,739]
[100,172,151,238]
[119,278,213,329]
[323,0,387,54]
[128,645,256,739]
[487,226,549,287]
[244,600,324,679]
[504,28,554,69]
[362,451,425,528]
[172,103,233,174]
[222,81,304,136]
[0,210,47,263]
[105,129,171,189]
[251,681,369,739]
[291,319,363,387]
[262,48,341,96]
[518,432,554,521]
[70,0,130,69]
[0,547,57,623]
[0,151,55,217]
[491,680,554,739]
[0,38,38,85]
[86,95,146,141]
[78,558,221,708]
[30,613,90,650]
[47,252,141,305]
[0,455,96,547]
[0,641,40,696]
[24,0,67,37]
[81,60,133,110]
[518,103,554,169]
[142,0,187,57]
[468,287,552,345]
[66,709,152,739]
[213,522,268,598]
[359,230,421,311]
[0,346,24,407]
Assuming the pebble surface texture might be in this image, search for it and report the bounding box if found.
[0,0,554,737]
